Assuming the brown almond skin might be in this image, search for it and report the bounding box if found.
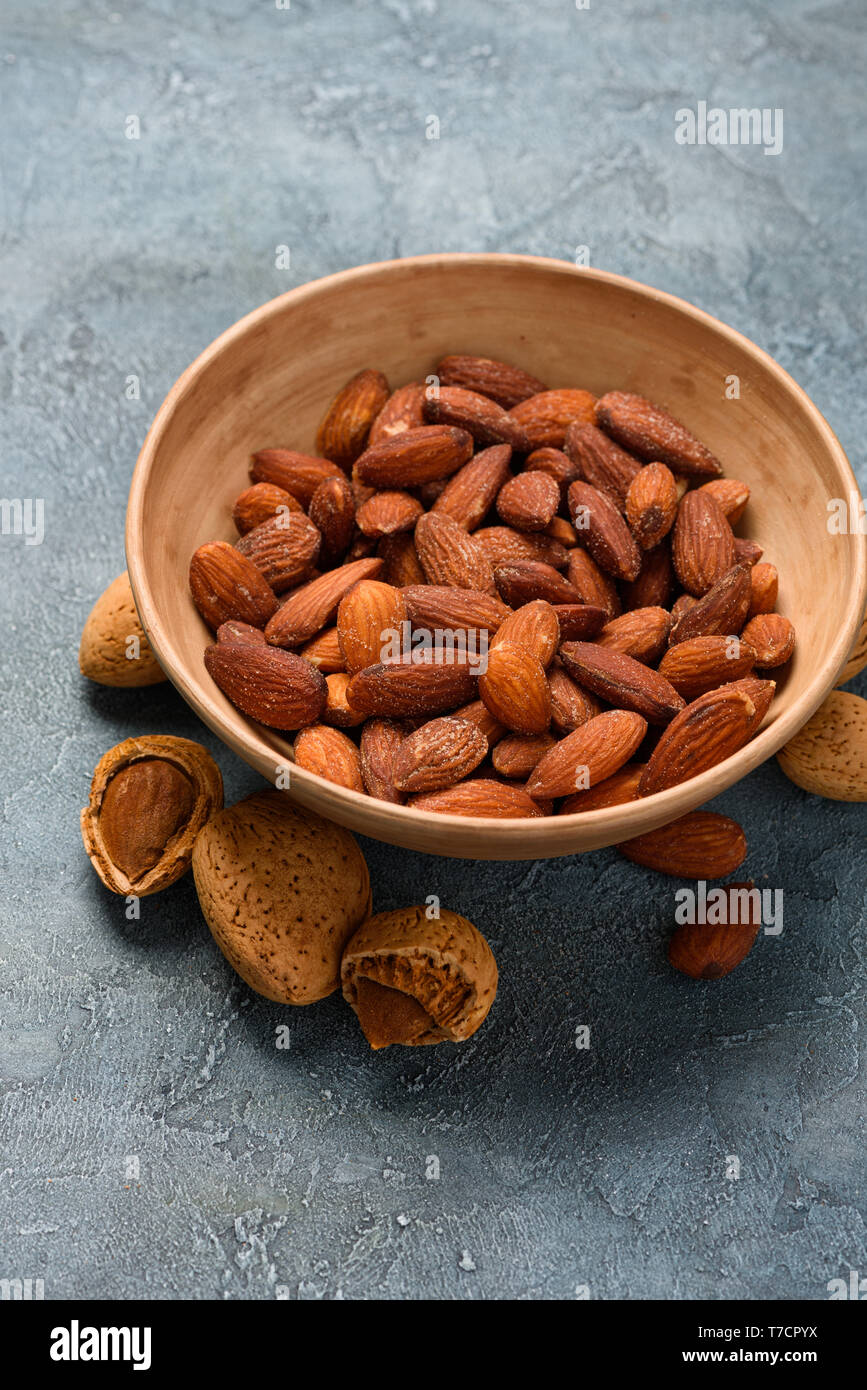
[473,526,569,571]
[525,709,647,799]
[564,420,643,508]
[524,447,581,493]
[189,542,279,632]
[620,542,673,612]
[478,641,552,735]
[658,635,758,698]
[409,779,546,818]
[401,585,510,637]
[672,490,736,596]
[720,677,776,736]
[300,625,345,672]
[431,444,514,531]
[204,642,327,730]
[733,537,763,567]
[595,391,723,478]
[309,474,356,561]
[265,557,384,647]
[294,724,365,791]
[638,688,756,795]
[625,462,679,550]
[699,478,750,525]
[452,699,506,750]
[596,607,672,664]
[322,672,367,728]
[748,563,779,619]
[559,641,685,724]
[415,511,497,594]
[508,388,597,450]
[360,718,408,803]
[567,480,641,581]
[378,532,425,587]
[490,600,560,666]
[236,511,322,592]
[250,449,345,506]
[436,354,547,408]
[493,559,582,607]
[551,603,608,641]
[368,382,427,446]
[217,620,268,648]
[496,471,560,531]
[355,425,474,488]
[424,384,531,450]
[741,613,796,668]
[356,490,423,539]
[393,716,488,793]
[233,482,303,535]
[492,731,558,779]
[669,565,751,644]
[559,762,644,813]
[336,579,408,674]
[346,655,478,718]
[548,662,601,734]
[79,572,166,687]
[668,884,761,979]
[567,547,621,620]
[617,811,747,878]
[315,368,390,469]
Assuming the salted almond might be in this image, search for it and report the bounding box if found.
[346,652,478,718]
[493,559,581,607]
[308,474,356,562]
[776,690,867,801]
[672,490,737,596]
[189,542,279,631]
[668,884,761,979]
[639,687,756,795]
[337,580,408,674]
[393,716,488,793]
[525,709,647,800]
[294,724,365,790]
[559,762,644,813]
[359,718,408,803]
[658,635,758,698]
[564,420,643,508]
[545,517,579,547]
[401,585,510,637]
[355,424,474,487]
[368,382,426,446]
[204,641,327,730]
[357,490,423,538]
[625,462,678,550]
[620,543,674,612]
[595,391,723,478]
[699,477,750,525]
[496,471,560,532]
[492,731,557,779]
[414,511,497,594]
[233,482,303,535]
[508,388,597,450]
[722,677,776,736]
[596,607,672,664]
[740,613,796,668]
[424,384,530,450]
[548,661,601,734]
[748,562,779,619]
[473,525,569,571]
[315,368,390,469]
[301,625,345,672]
[567,480,641,581]
[409,779,546,818]
[559,641,685,724]
[265,557,384,647]
[377,532,425,587]
[429,444,513,532]
[323,672,367,727]
[733,537,763,567]
[490,600,560,667]
[669,564,751,644]
[617,811,747,878]
[216,620,267,648]
[436,353,547,408]
[250,449,345,506]
[236,511,322,592]
[524,447,581,492]
[566,547,621,620]
[452,699,505,750]
[551,603,608,641]
[478,641,551,734]
[671,593,697,626]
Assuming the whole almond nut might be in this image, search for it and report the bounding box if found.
[566,547,621,619]
[478,641,551,734]
[378,531,425,587]
[452,698,506,750]
[559,762,644,813]
[473,526,570,571]
[560,641,685,724]
[733,537,763,567]
[776,690,867,801]
[337,579,408,674]
[672,490,736,596]
[204,641,327,730]
[490,600,560,666]
[294,724,365,789]
[508,388,597,450]
[620,543,674,612]
[545,516,579,547]
[308,474,356,562]
[658,635,758,698]
[217,619,268,647]
[424,384,531,450]
[401,585,510,637]
[567,480,641,581]
[748,562,779,619]
[668,884,761,978]
[316,368,390,469]
[671,593,697,625]
[564,420,643,508]
[236,511,321,592]
[491,731,558,779]
[323,672,367,727]
[436,354,547,408]
[431,444,514,531]
[669,564,751,644]
[415,511,497,593]
[81,735,223,896]
[617,811,747,878]
[699,477,750,525]
[548,662,601,733]
[723,676,776,737]
[625,462,678,550]
[595,391,723,478]
[409,779,546,818]
[392,716,488,792]
[250,449,345,506]
[496,471,560,532]
[525,709,646,799]
[355,425,474,488]
[346,653,478,718]
[551,603,608,641]
[360,718,409,803]
[79,571,166,687]
[356,490,423,538]
[368,382,426,446]
[638,687,756,795]
[740,613,796,668]
[596,607,672,664]
[189,542,279,631]
[524,447,581,493]
[233,482,303,535]
[265,557,384,647]
[301,625,345,672]
[493,559,581,607]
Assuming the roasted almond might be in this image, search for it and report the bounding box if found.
[322,672,368,727]
[216,619,268,647]
[204,641,326,730]
[722,676,776,736]
[436,354,547,408]
[491,731,558,779]
[409,779,546,818]
[567,480,641,581]
[308,474,356,562]
[401,585,510,637]
[508,388,597,450]
[617,811,747,878]
[359,718,408,803]
[595,391,723,478]
[356,489,423,538]
[377,531,425,587]
[368,382,426,447]
[596,607,672,664]
[473,526,569,571]
[672,490,737,596]
[564,420,643,508]
[625,462,678,550]
[525,709,646,800]
[669,564,751,644]
[551,603,608,641]
[699,477,750,525]
[524,446,581,493]
[566,547,621,620]
[236,510,322,592]
[452,699,506,750]
[478,641,551,734]
[493,559,581,607]
[658,635,758,698]
[548,661,601,733]
[740,613,796,668]
[300,625,345,672]
[337,580,408,674]
[392,716,488,792]
[414,511,497,593]
[559,762,644,813]
[232,482,303,535]
[430,444,513,531]
[638,687,756,795]
[250,448,345,506]
[346,653,478,718]
[668,884,761,979]
[559,641,685,724]
[733,537,763,567]
[189,542,279,631]
[496,471,560,532]
[315,368,390,469]
[265,556,383,647]
[490,600,560,666]
[354,424,474,488]
[294,724,365,790]
[748,562,779,619]
[620,542,674,611]
[424,384,530,450]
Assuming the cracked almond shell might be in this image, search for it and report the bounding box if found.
[341,906,497,1048]
[81,735,223,896]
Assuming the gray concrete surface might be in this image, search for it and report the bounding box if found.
[1,0,865,1301]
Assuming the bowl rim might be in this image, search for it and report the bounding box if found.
[127,252,867,847]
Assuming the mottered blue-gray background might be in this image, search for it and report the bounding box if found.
[1,0,865,1300]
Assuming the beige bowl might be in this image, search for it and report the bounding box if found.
[126,254,867,860]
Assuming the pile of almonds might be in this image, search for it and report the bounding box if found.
[190,356,798,828]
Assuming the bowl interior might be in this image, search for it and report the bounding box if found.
[127,255,866,859]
